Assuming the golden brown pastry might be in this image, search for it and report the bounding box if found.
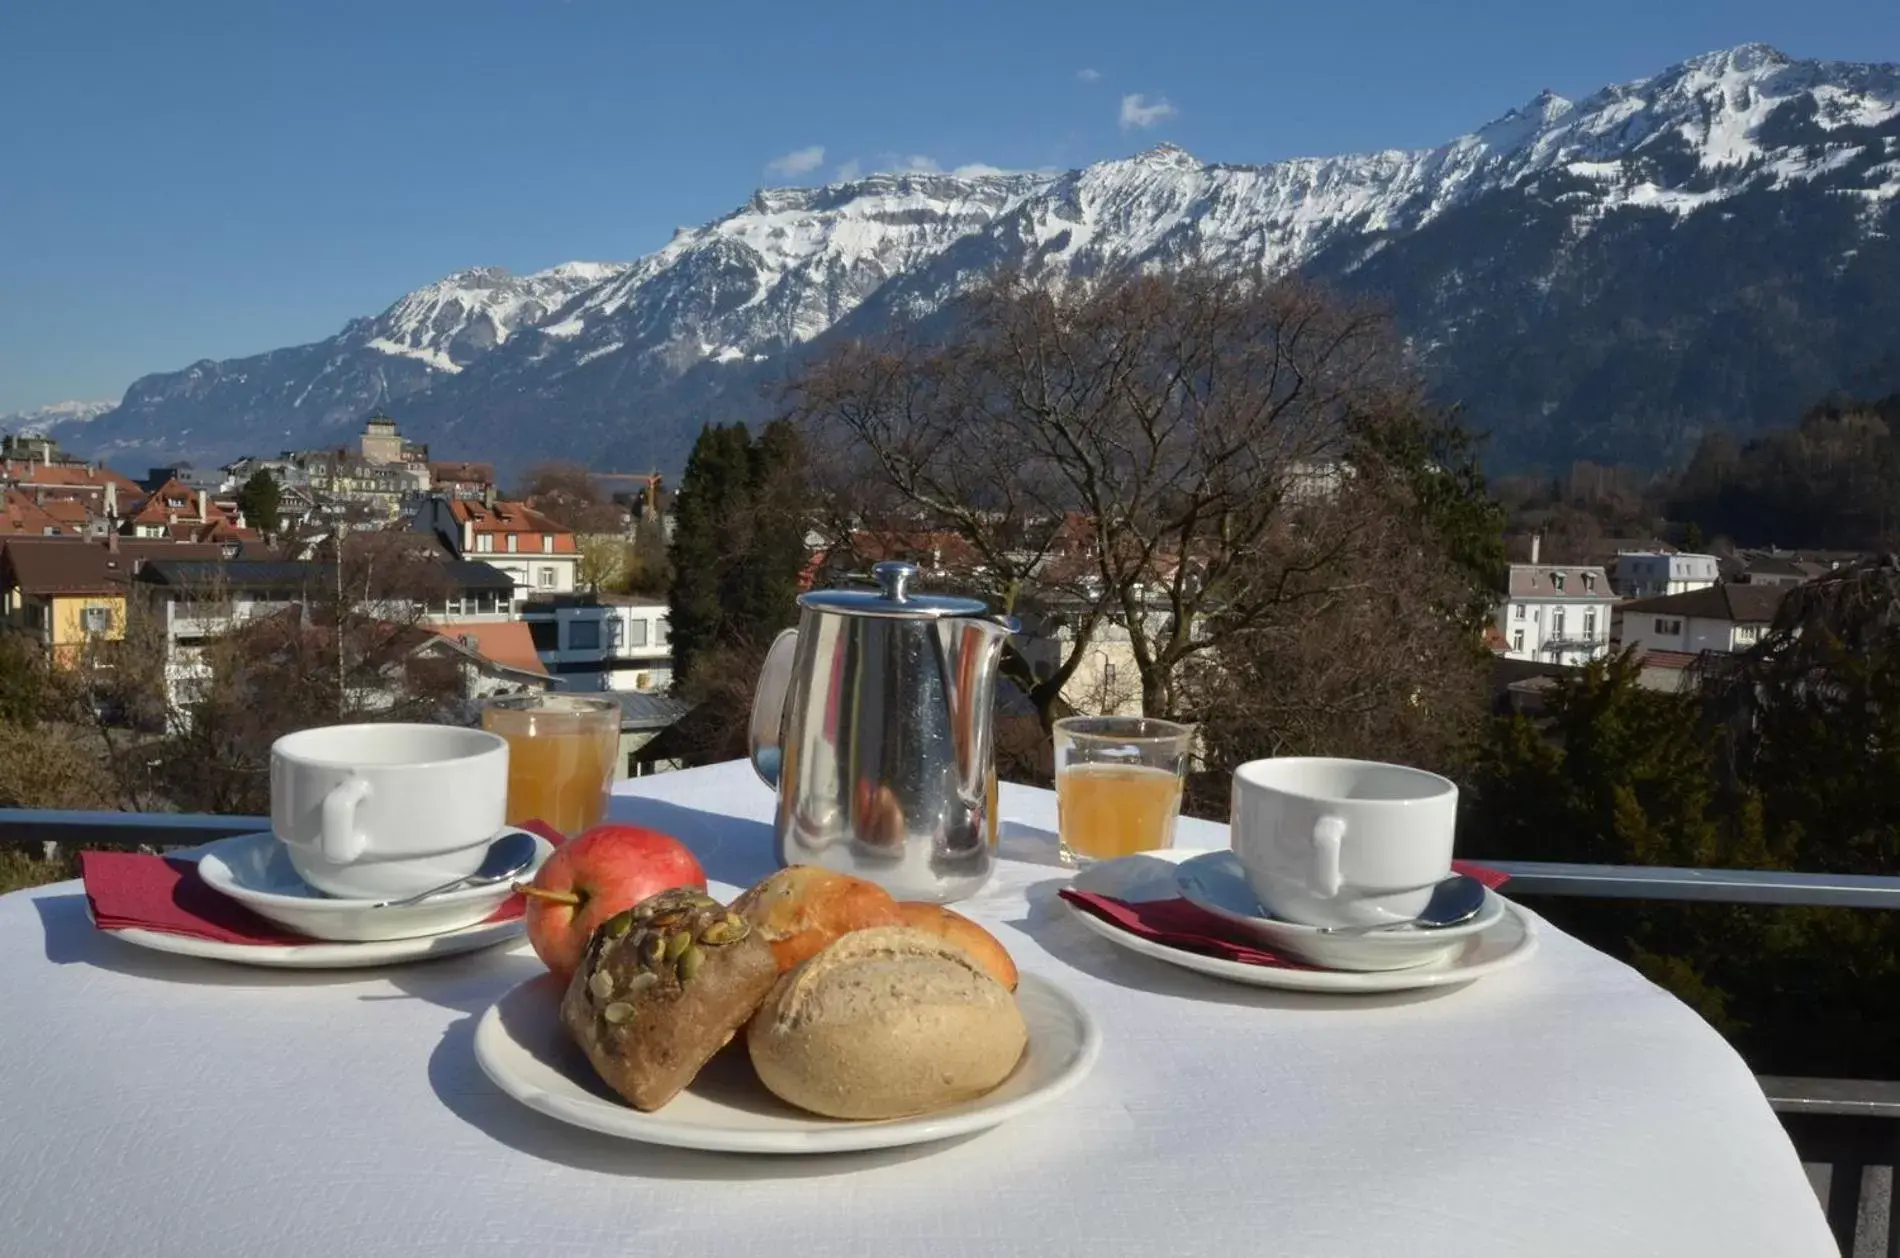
[746,926,1028,1120]
[891,901,1019,991]
[560,887,777,1112]
[730,865,903,973]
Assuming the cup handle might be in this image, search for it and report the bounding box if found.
[319,777,372,864]
[1311,815,1346,898]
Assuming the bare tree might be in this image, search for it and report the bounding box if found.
[519,461,629,535]
[788,268,1410,723]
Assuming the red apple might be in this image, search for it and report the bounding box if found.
[516,824,706,980]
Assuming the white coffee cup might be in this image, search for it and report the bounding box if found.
[1230,757,1459,929]
[270,723,510,900]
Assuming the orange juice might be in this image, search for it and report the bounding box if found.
[483,697,620,836]
[1056,762,1184,861]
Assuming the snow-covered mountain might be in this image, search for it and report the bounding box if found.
[64,43,1900,474]
[0,399,119,441]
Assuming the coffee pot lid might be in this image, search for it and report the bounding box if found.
[798,561,990,619]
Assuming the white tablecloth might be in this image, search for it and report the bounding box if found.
[0,762,1832,1257]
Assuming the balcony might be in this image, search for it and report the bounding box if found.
[2,804,1895,1253]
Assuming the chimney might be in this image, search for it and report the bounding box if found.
[41,443,49,468]
[198,489,207,520]
[106,527,118,555]
[104,479,117,518]
[1530,533,1541,565]
[483,484,496,511]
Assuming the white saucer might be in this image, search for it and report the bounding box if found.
[474,971,1102,1154]
[196,830,553,943]
[94,909,528,969]
[1067,848,1537,994]
[1174,850,1505,972]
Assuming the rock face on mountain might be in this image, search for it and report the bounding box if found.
[64,44,1900,476]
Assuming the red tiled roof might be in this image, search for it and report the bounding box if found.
[127,477,229,527]
[426,621,548,677]
[0,490,70,537]
[1640,650,1701,671]
[0,461,141,496]
[36,499,91,527]
[429,461,494,484]
[447,499,572,536]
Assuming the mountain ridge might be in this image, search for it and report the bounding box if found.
[52,42,1900,476]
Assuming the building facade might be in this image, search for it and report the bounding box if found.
[1494,563,1617,666]
[1613,552,1720,600]
[1613,584,1788,690]
[411,495,579,609]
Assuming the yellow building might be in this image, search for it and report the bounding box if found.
[0,538,135,666]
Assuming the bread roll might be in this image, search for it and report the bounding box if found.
[746,926,1028,1120]
[891,901,1018,991]
[560,887,777,1112]
[730,865,903,973]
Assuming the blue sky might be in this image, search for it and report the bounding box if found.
[3,0,1897,414]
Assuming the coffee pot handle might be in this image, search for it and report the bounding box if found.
[1311,815,1346,898]
[320,777,372,865]
[748,628,800,789]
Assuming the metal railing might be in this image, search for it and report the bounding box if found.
[0,809,1892,1252]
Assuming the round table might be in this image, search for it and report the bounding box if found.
[0,763,1834,1256]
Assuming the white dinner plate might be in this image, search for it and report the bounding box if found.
[1066,848,1538,994]
[93,910,528,969]
[195,830,553,942]
[1174,850,1505,972]
[473,970,1102,1154]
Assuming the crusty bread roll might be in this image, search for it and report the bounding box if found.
[746,926,1028,1120]
[891,901,1018,991]
[730,865,903,973]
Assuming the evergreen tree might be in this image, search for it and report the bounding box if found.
[1350,404,1507,631]
[666,421,807,687]
[236,469,281,538]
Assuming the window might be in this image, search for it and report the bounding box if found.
[568,619,601,651]
[1583,574,1596,592]
[81,606,112,634]
[655,617,670,646]
[1735,624,1760,646]
[1551,572,1566,591]
[542,535,554,554]
[1551,610,1566,639]
[1511,629,1524,653]
[1511,603,1523,620]
[1654,617,1683,636]
[506,534,518,554]
[1584,609,1597,638]
[538,567,555,588]
[476,534,493,553]
[625,618,649,648]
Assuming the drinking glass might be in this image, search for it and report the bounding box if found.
[1053,715,1194,866]
[482,694,620,837]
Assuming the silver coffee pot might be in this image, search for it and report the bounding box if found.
[748,561,1013,903]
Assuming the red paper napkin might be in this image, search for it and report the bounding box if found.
[82,819,566,946]
[1058,860,1510,970]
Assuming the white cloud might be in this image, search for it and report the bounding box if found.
[855,154,1012,179]
[1119,93,1177,130]
[1076,68,1101,82]
[834,158,862,182]
[765,145,826,177]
